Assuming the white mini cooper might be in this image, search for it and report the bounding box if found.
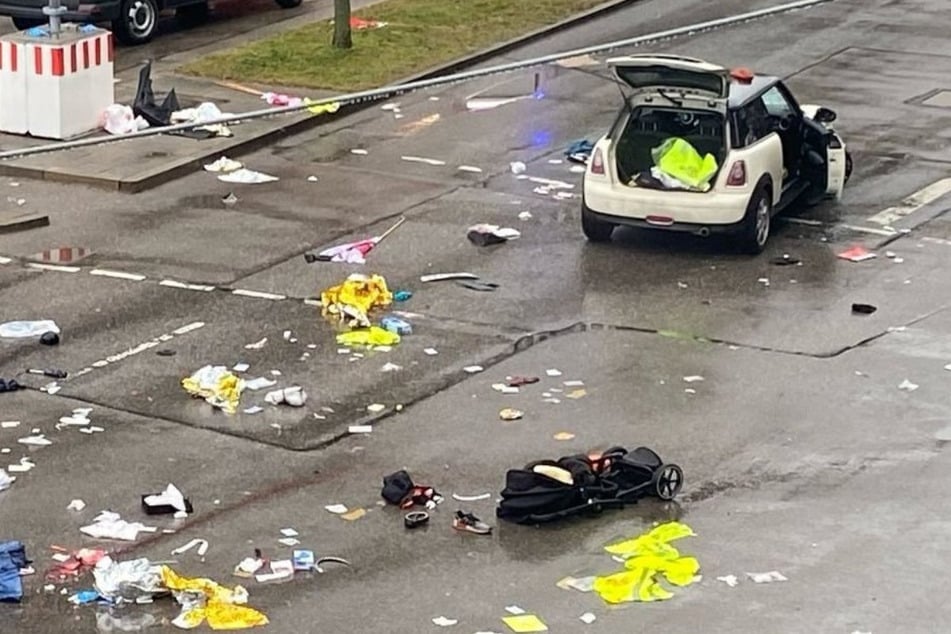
[582,54,851,253]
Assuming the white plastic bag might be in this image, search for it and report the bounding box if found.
[0,320,60,338]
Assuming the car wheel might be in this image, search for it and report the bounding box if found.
[275,0,303,7]
[12,17,45,30]
[581,201,615,243]
[176,2,209,27]
[844,150,853,184]
[736,183,772,255]
[113,0,158,45]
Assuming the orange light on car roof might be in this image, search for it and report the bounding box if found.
[730,68,754,83]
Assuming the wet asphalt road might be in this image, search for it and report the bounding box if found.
[3,0,951,632]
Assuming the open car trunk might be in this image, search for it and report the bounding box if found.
[614,106,727,191]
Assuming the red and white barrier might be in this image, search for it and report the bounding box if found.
[0,26,114,139]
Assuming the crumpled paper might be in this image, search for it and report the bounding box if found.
[592,522,699,604]
[320,274,393,328]
[264,386,307,407]
[182,366,245,415]
[144,483,188,513]
[161,566,268,630]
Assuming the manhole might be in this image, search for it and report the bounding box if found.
[27,246,93,264]
[921,90,951,108]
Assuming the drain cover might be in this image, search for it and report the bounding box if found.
[922,90,951,108]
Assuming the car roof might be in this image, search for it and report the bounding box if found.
[728,74,780,109]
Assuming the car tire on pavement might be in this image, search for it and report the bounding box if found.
[274,0,304,7]
[737,181,772,255]
[581,201,616,243]
[176,1,210,27]
[113,0,159,45]
[12,17,45,30]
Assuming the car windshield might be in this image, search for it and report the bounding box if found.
[613,106,726,188]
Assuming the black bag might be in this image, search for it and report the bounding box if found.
[381,470,414,506]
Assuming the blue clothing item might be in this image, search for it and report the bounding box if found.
[565,139,594,157]
[0,540,29,602]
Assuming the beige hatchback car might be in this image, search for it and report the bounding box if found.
[582,54,850,253]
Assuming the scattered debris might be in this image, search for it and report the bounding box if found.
[321,273,393,328]
[837,246,876,262]
[142,483,192,516]
[851,303,877,315]
[770,254,801,266]
[546,369,563,377]
[348,425,373,434]
[341,508,366,521]
[898,379,919,392]
[457,279,500,292]
[401,155,446,166]
[565,389,587,400]
[433,616,459,627]
[510,161,527,174]
[566,139,593,163]
[305,217,405,264]
[381,362,403,372]
[458,165,483,173]
[505,606,526,615]
[746,571,787,583]
[507,376,539,387]
[464,365,484,374]
[218,168,279,184]
[420,272,479,283]
[244,337,267,350]
[424,348,439,356]
[204,157,243,173]
[171,538,209,558]
[502,613,549,633]
[467,224,521,246]
[222,192,239,206]
[181,366,244,415]
[553,432,576,441]
[244,377,276,391]
[683,375,704,383]
[264,386,308,407]
[325,504,349,515]
[453,511,492,535]
[404,510,430,528]
[367,403,386,414]
[579,612,597,624]
[350,149,369,155]
[80,511,155,541]
[452,492,491,502]
[717,574,739,587]
[0,541,27,601]
[499,408,524,421]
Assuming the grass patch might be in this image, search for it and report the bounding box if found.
[181,0,608,91]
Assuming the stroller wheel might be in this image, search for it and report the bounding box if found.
[653,464,684,501]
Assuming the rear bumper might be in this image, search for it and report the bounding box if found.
[0,3,120,22]
[584,176,750,227]
[586,207,745,235]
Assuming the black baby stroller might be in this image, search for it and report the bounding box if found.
[496,445,683,525]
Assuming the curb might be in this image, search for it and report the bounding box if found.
[0,0,638,192]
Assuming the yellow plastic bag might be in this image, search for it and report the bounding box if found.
[302,98,341,116]
[652,137,718,189]
[336,327,400,348]
[181,365,244,415]
[604,521,695,559]
[321,273,393,326]
[161,567,268,630]
[205,603,270,630]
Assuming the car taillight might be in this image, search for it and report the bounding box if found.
[591,148,605,175]
[726,160,746,186]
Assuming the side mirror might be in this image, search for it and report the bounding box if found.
[814,107,837,124]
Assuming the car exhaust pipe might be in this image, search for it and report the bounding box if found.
[696,227,711,237]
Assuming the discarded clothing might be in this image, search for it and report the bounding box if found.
[0,541,29,602]
[171,102,233,138]
[651,137,718,191]
[321,274,393,327]
[592,522,699,604]
[565,139,594,164]
[0,469,12,492]
[47,548,106,580]
[182,366,245,415]
[80,512,154,542]
[336,327,400,348]
[0,379,21,393]
[381,470,443,509]
[160,566,268,630]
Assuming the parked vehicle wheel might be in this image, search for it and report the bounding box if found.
[12,17,45,30]
[177,2,210,27]
[275,0,303,7]
[652,464,683,501]
[581,201,615,243]
[113,0,158,45]
[737,183,772,255]
[845,150,853,184]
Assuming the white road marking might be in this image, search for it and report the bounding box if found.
[303,299,321,306]
[160,279,216,292]
[90,269,146,281]
[27,263,80,273]
[70,321,206,381]
[401,155,447,166]
[232,289,287,301]
[866,177,951,226]
[922,236,951,247]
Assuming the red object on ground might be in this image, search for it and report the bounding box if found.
[350,17,385,30]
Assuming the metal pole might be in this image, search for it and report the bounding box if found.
[0,0,832,161]
[43,0,65,37]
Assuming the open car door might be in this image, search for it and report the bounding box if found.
[606,54,730,106]
[801,118,846,200]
